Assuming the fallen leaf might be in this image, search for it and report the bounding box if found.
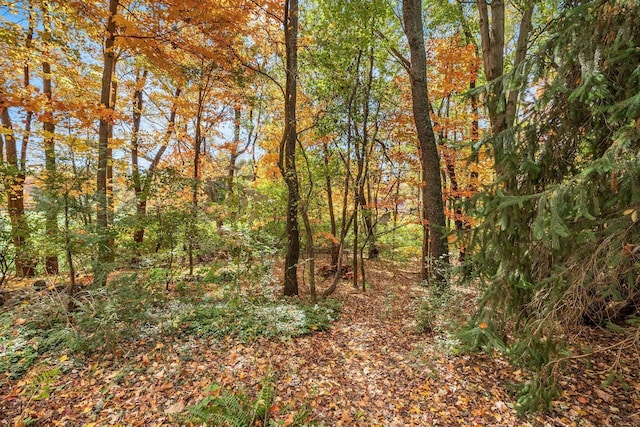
[165,402,184,414]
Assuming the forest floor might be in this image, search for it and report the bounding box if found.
[1,257,639,426]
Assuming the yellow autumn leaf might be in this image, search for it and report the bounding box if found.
[59,354,69,362]
[623,208,635,216]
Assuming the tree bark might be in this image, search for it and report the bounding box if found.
[131,69,147,254]
[402,0,449,284]
[42,3,59,273]
[476,0,535,176]
[95,0,118,286]
[0,105,33,277]
[189,86,205,276]
[42,59,59,274]
[279,0,300,296]
[322,143,339,265]
[106,77,118,262]
[0,11,35,277]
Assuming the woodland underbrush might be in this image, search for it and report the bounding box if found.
[0,257,340,386]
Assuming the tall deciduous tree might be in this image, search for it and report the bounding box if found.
[279,0,300,296]
[0,100,33,277]
[0,10,36,277]
[402,0,449,283]
[476,0,535,176]
[95,0,118,286]
[42,2,59,274]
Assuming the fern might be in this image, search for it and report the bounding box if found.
[26,367,61,401]
[174,370,318,426]
[177,374,272,426]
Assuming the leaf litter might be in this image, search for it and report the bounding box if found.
[1,258,639,426]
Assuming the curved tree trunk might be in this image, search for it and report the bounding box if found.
[134,86,180,247]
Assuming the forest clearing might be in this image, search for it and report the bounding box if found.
[1,0,640,425]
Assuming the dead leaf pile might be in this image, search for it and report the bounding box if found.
[1,259,639,426]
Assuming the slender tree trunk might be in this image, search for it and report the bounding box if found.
[476,0,535,178]
[95,0,118,286]
[43,59,59,274]
[0,106,32,277]
[42,5,59,273]
[134,87,180,246]
[228,106,241,194]
[0,12,35,277]
[301,208,316,302]
[439,98,466,262]
[279,0,300,296]
[189,87,204,276]
[299,142,316,302]
[64,191,76,312]
[361,67,380,261]
[322,144,339,265]
[403,0,449,284]
[219,105,242,229]
[322,209,356,298]
[9,14,36,277]
[455,4,480,271]
[354,47,376,290]
[131,69,147,257]
[20,9,33,174]
[106,78,118,262]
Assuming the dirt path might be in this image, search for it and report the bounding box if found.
[2,258,639,426]
[260,260,527,426]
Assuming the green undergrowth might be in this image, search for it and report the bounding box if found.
[175,371,320,426]
[0,264,340,383]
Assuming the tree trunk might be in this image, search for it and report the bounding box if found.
[403,0,449,284]
[42,2,59,274]
[228,106,241,194]
[131,69,147,257]
[301,207,316,302]
[64,191,76,312]
[300,142,316,302]
[279,0,300,296]
[0,106,33,277]
[189,87,204,276]
[455,3,480,272]
[322,143,339,265]
[134,86,180,246]
[476,0,535,177]
[106,78,118,262]
[95,0,118,286]
[42,56,59,274]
